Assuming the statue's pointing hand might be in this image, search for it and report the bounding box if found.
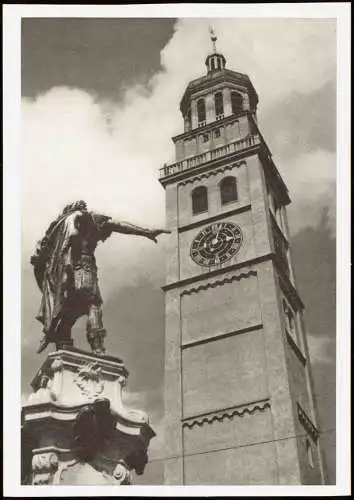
[146,229,171,244]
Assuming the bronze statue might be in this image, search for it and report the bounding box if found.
[31,200,169,355]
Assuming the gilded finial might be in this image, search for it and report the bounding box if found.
[209,26,217,53]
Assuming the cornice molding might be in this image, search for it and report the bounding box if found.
[275,263,305,311]
[178,160,246,186]
[172,113,249,143]
[178,203,251,234]
[23,400,155,439]
[270,211,289,247]
[286,330,307,366]
[180,69,258,113]
[182,398,271,429]
[162,253,271,292]
[181,267,257,297]
[182,323,263,349]
[159,143,260,187]
[31,348,128,391]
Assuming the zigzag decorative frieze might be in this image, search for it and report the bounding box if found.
[178,161,246,186]
[297,402,319,441]
[182,399,271,429]
[180,267,257,296]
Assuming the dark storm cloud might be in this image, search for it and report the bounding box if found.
[103,277,165,396]
[291,209,336,338]
[291,210,336,484]
[22,18,176,100]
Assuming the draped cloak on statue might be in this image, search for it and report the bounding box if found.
[31,209,113,342]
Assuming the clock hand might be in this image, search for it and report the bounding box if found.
[212,231,220,245]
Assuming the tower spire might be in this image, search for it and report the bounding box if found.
[205,27,226,74]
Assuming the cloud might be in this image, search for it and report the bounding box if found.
[21,87,168,252]
[162,18,336,110]
[307,333,336,366]
[122,387,166,460]
[260,80,336,160]
[282,150,336,236]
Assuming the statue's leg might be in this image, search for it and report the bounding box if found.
[55,312,76,351]
[86,304,106,355]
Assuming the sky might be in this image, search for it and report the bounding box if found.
[19,15,338,485]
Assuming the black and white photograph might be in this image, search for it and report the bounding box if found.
[3,3,350,496]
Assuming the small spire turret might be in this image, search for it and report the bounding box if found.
[205,27,226,74]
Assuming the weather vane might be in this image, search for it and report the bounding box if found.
[209,26,218,53]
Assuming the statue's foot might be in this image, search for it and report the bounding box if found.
[36,336,50,354]
[92,347,106,356]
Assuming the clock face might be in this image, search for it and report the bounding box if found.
[190,221,243,267]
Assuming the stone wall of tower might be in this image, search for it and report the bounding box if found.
[162,146,325,484]
[262,157,325,484]
[162,55,325,484]
[164,154,269,280]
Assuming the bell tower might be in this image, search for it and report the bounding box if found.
[160,32,326,485]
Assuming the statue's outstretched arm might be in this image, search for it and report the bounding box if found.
[107,220,170,243]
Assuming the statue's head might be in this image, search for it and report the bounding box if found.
[74,200,88,212]
[63,200,88,214]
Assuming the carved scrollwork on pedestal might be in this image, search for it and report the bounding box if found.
[49,358,64,401]
[117,374,127,388]
[51,358,64,373]
[74,361,104,400]
[32,452,59,485]
[28,374,52,404]
[112,460,133,485]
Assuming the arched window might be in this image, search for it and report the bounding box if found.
[215,92,224,118]
[192,186,208,214]
[197,99,206,124]
[220,177,238,205]
[231,92,243,115]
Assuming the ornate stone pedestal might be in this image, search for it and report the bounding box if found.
[21,347,155,485]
